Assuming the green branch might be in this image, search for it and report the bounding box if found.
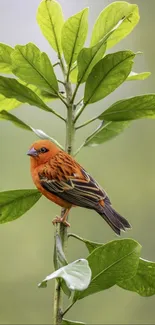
[74,142,85,156]
[53,55,75,325]
[57,92,68,108]
[74,103,87,123]
[75,115,99,130]
[57,79,65,86]
[49,107,66,122]
[71,82,80,104]
[53,61,60,67]
[75,97,84,107]
[62,301,76,318]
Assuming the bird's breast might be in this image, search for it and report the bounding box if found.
[31,168,72,209]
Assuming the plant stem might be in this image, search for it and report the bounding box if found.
[53,281,63,325]
[75,115,99,130]
[49,107,66,122]
[74,102,87,123]
[57,93,68,108]
[74,121,107,156]
[71,82,80,104]
[75,97,84,107]
[53,57,75,325]
[57,79,65,86]
[62,301,76,317]
[73,142,85,157]
[53,61,60,67]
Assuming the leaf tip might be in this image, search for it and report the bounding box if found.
[38,280,47,288]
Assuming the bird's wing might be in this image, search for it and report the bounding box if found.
[38,152,110,209]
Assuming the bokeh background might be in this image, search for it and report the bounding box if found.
[0,0,155,324]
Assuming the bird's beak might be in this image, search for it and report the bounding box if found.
[27,147,38,157]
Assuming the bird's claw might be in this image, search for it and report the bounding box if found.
[52,216,70,227]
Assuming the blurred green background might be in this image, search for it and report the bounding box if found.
[0,0,155,324]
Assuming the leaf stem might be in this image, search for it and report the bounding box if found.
[73,142,85,157]
[57,79,65,86]
[84,121,108,146]
[74,103,87,123]
[62,301,76,317]
[53,61,60,67]
[74,121,106,156]
[49,107,66,122]
[68,233,85,242]
[75,97,84,107]
[57,92,68,108]
[31,127,64,150]
[70,64,77,72]
[71,82,80,104]
[75,115,99,130]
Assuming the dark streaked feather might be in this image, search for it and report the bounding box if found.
[98,200,131,235]
[40,174,106,209]
[39,152,131,235]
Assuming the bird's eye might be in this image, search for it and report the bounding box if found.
[39,147,49,153]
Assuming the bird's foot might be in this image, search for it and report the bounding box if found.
[52,216,70,227]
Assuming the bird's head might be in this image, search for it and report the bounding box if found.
[27,140,60,165]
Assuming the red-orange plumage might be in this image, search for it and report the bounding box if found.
[27,140,131,234]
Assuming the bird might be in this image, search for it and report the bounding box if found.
[27,139,131,235]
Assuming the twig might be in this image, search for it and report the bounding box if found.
[75,97,84,107]
[53,61,60,67]
[74,103,87,123]
[73,142,85,157]
[62,301,76,317]
[75,115,99,130]
[49,107,66,122]
[57,79,65,86]
[57,92,68,108]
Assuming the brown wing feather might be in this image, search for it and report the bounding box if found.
[38,151,110,210]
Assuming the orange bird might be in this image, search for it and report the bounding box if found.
[27,140,131,235]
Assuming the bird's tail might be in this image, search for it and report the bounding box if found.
[98,199,131,235]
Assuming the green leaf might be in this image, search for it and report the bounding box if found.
[30,129,64,149]
[99,94,155,121]
[60,277,72,298]
[0,110,32,130]
[19,80,58,101]
[90,2,139,49]
[54,234,68,270]
[0,76,53,112]
[38,259,92,291]
[0,110,64,149]
[54,234,71,297]
[37,127,64,145]
[0,83,56,113]
[84,51,135,105]
[37,0,64,55]
[70,67,78,84]
[0,43,13,73]
[127,71,151,81]
[70,30,114,84]
[62,320,85,325]
[76,239,141,300]
[118,258,155,297]
[0,94,21,111]
[69,235,155,297]
[68,233,102,254]
[12,43,58,95]
[84,121,130,146]
[77,38,107,84]
[0,189,42,223]
[27,84,58,101]
[62,8,89,69]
